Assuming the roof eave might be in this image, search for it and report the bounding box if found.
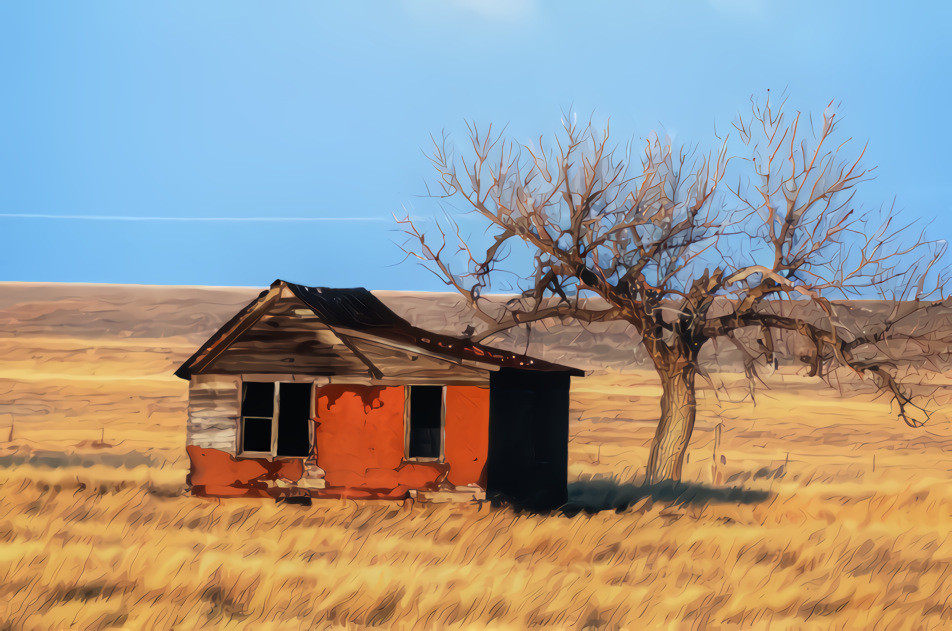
[174,279,587,380]
[173,281,285,380]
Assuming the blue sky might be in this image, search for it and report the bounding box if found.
[1,1,949,289]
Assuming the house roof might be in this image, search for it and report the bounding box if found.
[285,283,411,331]
[174,279,584,379]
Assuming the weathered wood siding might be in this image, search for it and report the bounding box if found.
[187,374,240,450]
[200,292,371,376]
[345,336,490,385]
[197,290,493,384]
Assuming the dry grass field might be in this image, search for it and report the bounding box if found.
[2,283,952,629]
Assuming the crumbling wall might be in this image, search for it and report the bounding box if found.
[186,382,492,500]
[186,445,304,497]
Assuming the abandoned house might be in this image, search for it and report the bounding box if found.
[175,279,584,509]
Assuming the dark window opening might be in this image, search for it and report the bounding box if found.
[242,382,274,418]
[241,382,274,453]
[407,385,443,459]
[276,382,312,457]
[241,416,273,453]
[240,381,312,457]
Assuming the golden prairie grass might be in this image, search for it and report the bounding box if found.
[3,442,952,630]
[3,330,952,627]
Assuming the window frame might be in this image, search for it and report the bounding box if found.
[237,380,314,459]
[403,384,446,463]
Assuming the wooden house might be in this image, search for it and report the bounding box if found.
[175,280,584,509]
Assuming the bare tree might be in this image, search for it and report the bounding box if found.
[399,94,949,484]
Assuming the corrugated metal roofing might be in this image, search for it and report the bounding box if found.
[284,283,410,331]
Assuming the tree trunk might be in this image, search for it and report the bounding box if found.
[645,365,697,484]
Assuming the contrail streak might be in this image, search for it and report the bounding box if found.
[0,213,387,222]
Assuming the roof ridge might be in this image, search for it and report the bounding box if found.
[175,280,584,379]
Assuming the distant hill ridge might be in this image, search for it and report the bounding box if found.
[1,282,950,373]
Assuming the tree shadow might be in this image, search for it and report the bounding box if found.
[561,476,772,516]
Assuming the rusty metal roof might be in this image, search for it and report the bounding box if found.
[284,283,409,331]
[174,280,584,379]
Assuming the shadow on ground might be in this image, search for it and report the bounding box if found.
[562,477,772,516]
[0,450,157,469]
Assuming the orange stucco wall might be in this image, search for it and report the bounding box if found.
[187,383,490,500]
[186,445,304,497]
[444,386,490,487]
[312,384,490,498]
[312,385,442,498]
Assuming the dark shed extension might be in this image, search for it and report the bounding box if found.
[487,368,572,510]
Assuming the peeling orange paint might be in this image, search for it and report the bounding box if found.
[313,385,445,496]
[317,384,385,414]
[444,386,490,486]
[186,445,304,497]
[187,383,490,500]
